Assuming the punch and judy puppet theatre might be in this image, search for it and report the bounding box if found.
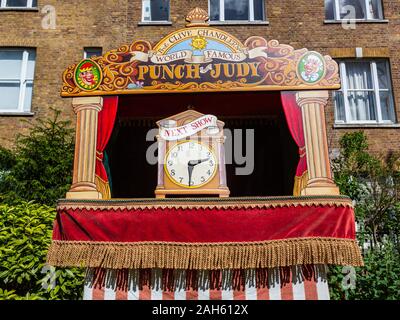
[47,8,363,300]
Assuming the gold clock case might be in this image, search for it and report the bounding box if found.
[155,110,230,198]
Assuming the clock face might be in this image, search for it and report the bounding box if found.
[165,140,218,188]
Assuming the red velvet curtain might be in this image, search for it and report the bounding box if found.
[280,92,307,196]
[95,96,118,199]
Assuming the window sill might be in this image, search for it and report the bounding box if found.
[138,21,172,26]
[334,123,400,128]
[0,7,39,12]
[209,21,269,26]
[324,19,389,24]
[0,112,34,116]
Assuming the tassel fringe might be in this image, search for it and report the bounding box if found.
[84,265,329,292]
[293,171,309,197]
[95,175,111,200]
[47,238,363,270]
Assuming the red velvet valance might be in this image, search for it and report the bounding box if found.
[47,197,363,270]
[53,205,354,243]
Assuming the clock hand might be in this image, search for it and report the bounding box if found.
[188,165,194,187]
[187,159,210,186]
[188,158,210,167]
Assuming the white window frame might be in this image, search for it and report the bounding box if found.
[334,60,395,124]
[0,48,35,113]
[209,0,265,22]
[0,0,36,8]
[141,0,170,22]
[83,47,103,59]
[329,0,383,21]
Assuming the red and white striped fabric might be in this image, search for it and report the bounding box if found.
[84,265,330,300]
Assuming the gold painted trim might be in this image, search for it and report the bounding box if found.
[57,197,353,211]
[61,84,341,97]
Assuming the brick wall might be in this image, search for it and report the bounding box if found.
[1,0,399,155]
[0,0,129,147]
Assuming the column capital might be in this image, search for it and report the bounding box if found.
[295,90,329,108]
[72,96,103,114]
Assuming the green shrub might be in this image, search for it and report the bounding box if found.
[329,131,400,300]
[0,201,84,300]
[329,241,400,300]
[0,109,74,206]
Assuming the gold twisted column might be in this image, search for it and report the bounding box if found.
[296,91,340,196]
[66,97,103,199]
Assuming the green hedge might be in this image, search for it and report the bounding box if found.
[0,201,84,300]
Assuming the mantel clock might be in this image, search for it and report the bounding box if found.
[155,110,230,198]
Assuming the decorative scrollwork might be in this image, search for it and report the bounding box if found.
[61,28,340,97]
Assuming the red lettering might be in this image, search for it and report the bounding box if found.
[203,117,212,124]
[190,117,213,131]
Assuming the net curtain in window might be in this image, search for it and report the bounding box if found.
[346,62,376,121]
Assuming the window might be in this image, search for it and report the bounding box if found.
[210,0,265,22]
[142,0,170,22]
[0,0,37,8]
[0,48,36,113]
[325,0,384,21]
[84,47,103,59]
[334,60,395,124]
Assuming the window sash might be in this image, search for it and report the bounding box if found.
[141,0,170,22]
[0,49,35,112]
[331,0,383,21]
[335,60,394,124]
[83,47,103,59]
[209,0,265,22]
[0,0,35,8]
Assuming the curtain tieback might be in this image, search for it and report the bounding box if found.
[299,146,306,158]
[96,151,104,162]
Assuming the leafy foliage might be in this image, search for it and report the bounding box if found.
[0,111,84,300]
[329,131,400,300]
[0,201,84,300]
[329,240,400,300]
[0,109,74,206]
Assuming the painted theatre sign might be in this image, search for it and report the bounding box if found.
[62,8,339,96]
[48,8,363,301]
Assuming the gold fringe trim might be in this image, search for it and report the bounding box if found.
[293,171,309,197]
[57,196,353,211]
[47,238,363,270]
[95,175,111,200]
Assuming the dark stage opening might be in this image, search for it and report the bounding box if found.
[105,91,299,198]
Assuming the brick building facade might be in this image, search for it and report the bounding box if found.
[1,0,399,155]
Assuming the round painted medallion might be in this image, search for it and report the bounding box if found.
[297,52,325,84]
[74,59,102,91]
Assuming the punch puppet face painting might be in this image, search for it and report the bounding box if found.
[74,60,102,91]
[298,53,325,84]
